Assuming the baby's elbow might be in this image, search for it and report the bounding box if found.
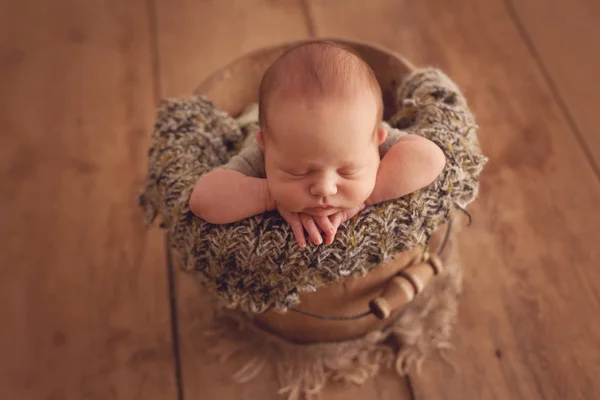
[422,141,446,186]
[189,187,221,224]
[432,144,446,175]
[189,190,207,220]
[406,135,446,173]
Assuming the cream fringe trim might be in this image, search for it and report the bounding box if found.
[203,298,458,400]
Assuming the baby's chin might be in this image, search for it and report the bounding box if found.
[302,206,339,217]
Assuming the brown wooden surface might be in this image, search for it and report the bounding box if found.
[0,0,177,399]
[508,0,600,172]
[310,0,600,399]
[155,0,311,98]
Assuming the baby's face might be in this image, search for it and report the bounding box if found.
[258,94,385,217]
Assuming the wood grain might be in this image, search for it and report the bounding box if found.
[309,0,600,399]
[0,0,177,398]
[508,0,600,172]
[154,0,311,98]
[154,0,413,398]
[171,271,282,400]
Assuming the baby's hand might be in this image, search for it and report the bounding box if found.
[327,204,366,243]
[278,204,365,248]
[277,207,335,248]
[300,214,336,246]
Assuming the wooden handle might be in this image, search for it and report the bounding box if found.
[369,253,443,320]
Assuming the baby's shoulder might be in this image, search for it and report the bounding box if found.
[379,122,408,157]
[221,133,266,178]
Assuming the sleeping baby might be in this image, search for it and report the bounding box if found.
[189,41,446,248]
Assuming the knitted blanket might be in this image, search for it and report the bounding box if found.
[138,67,488,314]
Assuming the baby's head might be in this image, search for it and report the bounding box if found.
[256,41,387,217]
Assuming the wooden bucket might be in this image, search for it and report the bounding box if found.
[195,38,451,344]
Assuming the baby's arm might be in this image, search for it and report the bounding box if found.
[189,169,274,224]
[365,135,446,206]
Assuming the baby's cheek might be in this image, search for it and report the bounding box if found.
[352,176,377,202]
[270,180,306,209]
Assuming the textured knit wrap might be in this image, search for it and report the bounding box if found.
[138,68,488,313]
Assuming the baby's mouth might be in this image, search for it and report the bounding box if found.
[309,204,334,210]
[305,205,337,215]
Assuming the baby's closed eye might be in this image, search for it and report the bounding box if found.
[281,166,363,179]
[337,167,363,178]
[281,168,310,178]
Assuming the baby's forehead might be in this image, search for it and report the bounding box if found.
[266,94,379,138]
[259,42,383,129]
[267,109,377,165]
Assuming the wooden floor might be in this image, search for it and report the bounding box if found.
[2,0,599,399]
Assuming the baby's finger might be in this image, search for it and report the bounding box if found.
[300,214,323,245]
[325,213,343,245]
[343,206,362,222]
[330,212,342,232]
[315,216,335,236]
[287,215,307,248]
[315,216,336,245]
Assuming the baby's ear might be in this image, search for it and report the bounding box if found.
[255,130,265,150]
[377,125,387,145]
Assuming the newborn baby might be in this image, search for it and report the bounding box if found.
[190,41,446,248]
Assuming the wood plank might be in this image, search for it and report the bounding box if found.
[0,1,178,398]
[171,269,282,400]
[308,0,600,399]
[508,0,600,172]
[155,0,413,398]
[155,0,310,98]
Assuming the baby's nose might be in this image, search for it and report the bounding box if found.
[310,179,338,197]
